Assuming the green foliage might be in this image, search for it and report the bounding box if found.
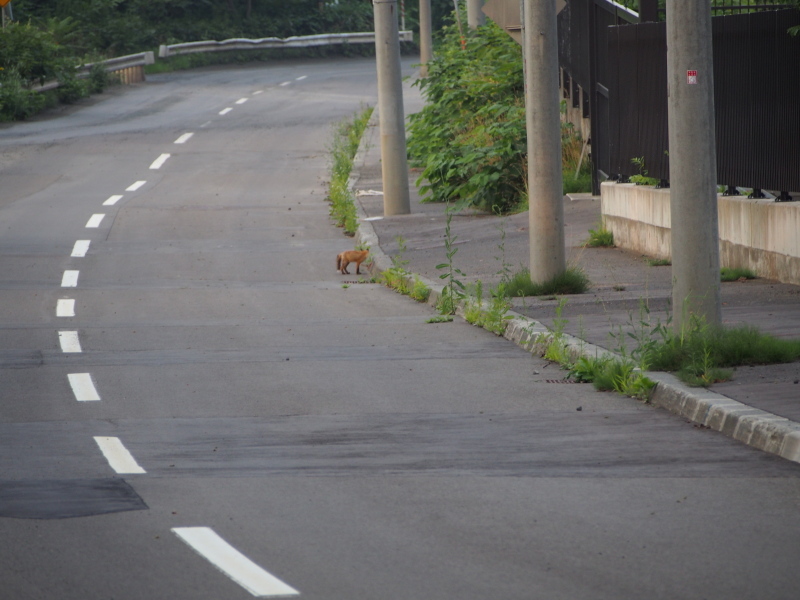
[407,19,527,213]
[464,280,512,335]
[88,62,111,94]
[504,267,590,297]
[409,276,431,303]
[720,267,756,281]
[647,258,671,267]
[435,206,467,313]
[426,314,454,324]
[327,106,373,235]
[629,156,660,186]
[12,0,377,55]
[0,21,71,85]
[584,225,614,248]
[0,70,47,121]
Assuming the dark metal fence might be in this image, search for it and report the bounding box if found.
[608,8,800,195]
[558,0,639,193]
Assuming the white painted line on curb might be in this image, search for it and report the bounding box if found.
[85,214,105,228]
[219,107,233,115]
[279,81,291,87]
[172,527,299,597]
[235,98,248,105]
[295,76,307,81]
[126,181,146,192]
[57,299,75,317]
[150,154,171,170]
[175,132,194,144]
[71,240,91,257]
[58,331,82,353]
[94,437,146,474]
[68,373,100,402]
[103,194,123,206]
[61,270,79,288]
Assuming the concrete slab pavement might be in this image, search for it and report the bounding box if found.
[349,77,800,465]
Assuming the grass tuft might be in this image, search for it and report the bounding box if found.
[583,225,614,248]
[720,267,756,282]
[504,267,590,297]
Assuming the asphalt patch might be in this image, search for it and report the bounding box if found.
[0,478,148,519]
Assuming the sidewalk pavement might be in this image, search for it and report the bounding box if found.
[347,79,800,465]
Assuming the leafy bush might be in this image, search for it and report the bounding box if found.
[0,70,46,121]
[407,19,527,213]
[0,21,69,85]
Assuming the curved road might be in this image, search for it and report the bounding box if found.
[1,57,799,599]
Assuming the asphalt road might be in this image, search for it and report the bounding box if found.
[1,56,799,600]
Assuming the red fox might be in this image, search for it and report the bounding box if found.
[336,249,369,275]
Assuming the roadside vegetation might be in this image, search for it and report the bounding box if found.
[407,15,592,215]
[534,299,800,396]
[0,1,383,121]
[326,106,373,236]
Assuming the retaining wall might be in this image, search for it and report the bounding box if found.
[601,182,800,285]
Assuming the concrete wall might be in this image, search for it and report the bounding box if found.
[601,182,800,285]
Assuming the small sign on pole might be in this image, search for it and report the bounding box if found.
[687,70,698,85]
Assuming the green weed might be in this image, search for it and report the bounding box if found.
[327,106,373,235]
[720,267,756,281]
[647,258,671,267]
[584,225,614,248]
[504,267,590,297]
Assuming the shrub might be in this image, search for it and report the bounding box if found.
[0,70,46,121]
[407,18,527,213]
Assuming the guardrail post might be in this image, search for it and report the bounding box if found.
[373,0,411,216]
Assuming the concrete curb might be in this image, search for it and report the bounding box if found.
[346,106,800,467]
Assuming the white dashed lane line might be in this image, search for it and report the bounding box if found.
[252,90,263,95]
[58,331,82,353]
[235,98,248,105]
[174,132,194,144]
[71,240,91,257]
[68,373,101,402]
[61,270,79,288]
[295,76,307,81]
[103,194,123,206]
[126,180,146,192]
[279,81,291,87]
[57,299,75,317]
[85,214,105,228]
[172,527,299,598]
[149,154,171,170]
[219,108,233,115]
[94,437,146,474]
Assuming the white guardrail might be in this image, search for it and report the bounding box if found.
[29,31,412,93]
[158,31,414,58]
[32,51,155,92]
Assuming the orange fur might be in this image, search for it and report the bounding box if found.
[336,250,369,275]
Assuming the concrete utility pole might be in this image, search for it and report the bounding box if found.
[419,0,433,77]
[524,0,565,283]
[373,0,411,215]
[665,0,721,330]
[467,0,485,29]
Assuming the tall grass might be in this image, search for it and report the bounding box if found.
[327,106,373,235]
